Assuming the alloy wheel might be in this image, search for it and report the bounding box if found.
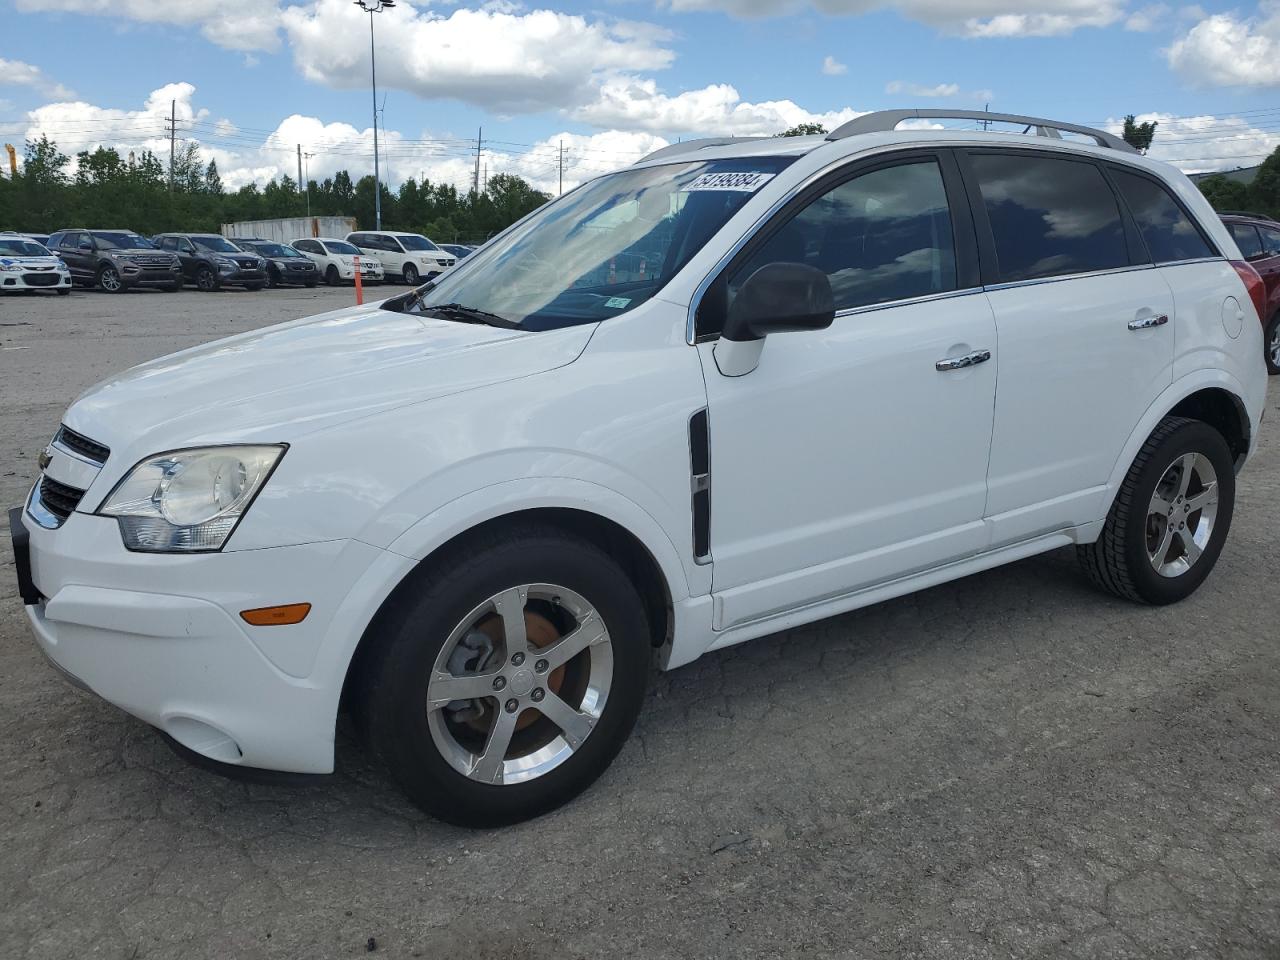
[425,584,613,786]
[1145,452,1219,578]
[99,267,121,292]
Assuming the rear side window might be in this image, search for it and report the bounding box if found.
[1111,169,1214,264]
[1229,222,1263,259]
[1258,224,1280,257]
[729,159,958,314]
[970,153,1128,283]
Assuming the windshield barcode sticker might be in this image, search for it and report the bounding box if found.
[682,172,775,193]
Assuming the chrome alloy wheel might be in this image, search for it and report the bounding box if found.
[426,584,613,786]
[1146,452,1219,578]
[99,266,122,292]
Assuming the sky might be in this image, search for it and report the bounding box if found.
[3,0,1280,194]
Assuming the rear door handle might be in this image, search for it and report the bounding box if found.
[1128,314,1169,331]
[936,349,992,372]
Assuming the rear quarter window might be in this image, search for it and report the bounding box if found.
[969,153,1128,283]
[1229,223,1264,259]
[1110,169,1215,264]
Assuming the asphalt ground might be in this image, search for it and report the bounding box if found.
[1,283,1278,959]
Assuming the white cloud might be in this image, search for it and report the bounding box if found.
[1105,111,1280,174]
[0,59,74,99]
[885,80,961,97]
[12,0,282,51]
[572,76,864,136]
[1124,3,1169,31]
[281,0,675,113]
[822,55,849,75]
[1168,7,1280,87]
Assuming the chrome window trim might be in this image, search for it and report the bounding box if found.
[982,256,1226,293]
[833,286,984,319]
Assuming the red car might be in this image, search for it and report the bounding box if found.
[1221,211,1280,374]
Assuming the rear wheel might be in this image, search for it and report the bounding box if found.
[96,264,123,293]
[402,263,419,286]
[1077,417,1235,605]
[353,526,650,827]
[1265,312,1280,375]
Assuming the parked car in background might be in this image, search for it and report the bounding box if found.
[1219,211,1280,374]
[47,229,182,293]
[19,232,52,248]
[154,233,267,292]
[0,234,72,295]
[232,239,320,288]
[12,110,1268,827]
[346,231,454,285]
[290,237,384,286]
[438,244,475,260]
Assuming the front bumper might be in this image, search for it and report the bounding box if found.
[0,270,72,291]
[120,264,182,287]
[218,266,267,286]
[12,506,395,774]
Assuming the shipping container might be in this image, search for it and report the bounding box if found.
[221,216,358,244]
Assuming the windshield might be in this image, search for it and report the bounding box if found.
[251,242,301,258]
[417,157,794,330]
[324,240,361,255]
[91,231,153,249]
[193,235,243,253]
[398,234,438,252]
[0,238,50,256]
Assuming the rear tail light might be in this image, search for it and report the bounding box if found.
[1230,260,1267,326]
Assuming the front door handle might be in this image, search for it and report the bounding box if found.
[936,349,992,372]
[1128,314,1169,331]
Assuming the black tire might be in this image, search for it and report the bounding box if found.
[352,525,650,827]
[1077,416,1235,605]
[325,265,341,286]
[266,267,280,289]
[402,263,419,286]
[56,288,71,296]
[1265,312,1280,376]
[195,265,219,292]
[96,264,124,293]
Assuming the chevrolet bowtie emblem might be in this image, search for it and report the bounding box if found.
[37,448,52,472]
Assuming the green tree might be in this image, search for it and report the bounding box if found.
[775,122,827,137]
[204,159,224,196]
[1122,115,1158,154]
[1248,146,1280,218]
[1196,173,1250,212]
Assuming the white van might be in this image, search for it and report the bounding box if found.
[346,230,455,285]
[12,110,1269,826]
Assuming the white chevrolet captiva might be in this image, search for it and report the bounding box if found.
[11,110,1269,826]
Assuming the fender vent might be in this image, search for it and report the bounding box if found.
[689,409,711,561]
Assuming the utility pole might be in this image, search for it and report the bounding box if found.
[297,144,303,192]
[353,0,395,229]
[304,151,315,218]
[166,99,177,191]
[981,103,990,131]
[473,126,483,197]
[558,139,565,195]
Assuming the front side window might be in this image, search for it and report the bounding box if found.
[1111,169,1214,264]
[726,160,958,317]
[416,156,795,330]
[970,153,1128,283]
[1229,223,1263,259]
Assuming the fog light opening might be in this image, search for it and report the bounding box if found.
[166,717,243,763]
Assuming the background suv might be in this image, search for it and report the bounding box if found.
[290,237,384,285]
[1219,211,1280,373]
[154,233,267,292]
[47,229,181,293]
[232,239,320,288]
[346,230,454,285]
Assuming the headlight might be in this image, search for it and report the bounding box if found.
[0,263,20,272]
[215,256,237,269]
[98,445,286,552]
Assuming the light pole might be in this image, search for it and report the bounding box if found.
[353,0,394,230]
[303,151,315,219]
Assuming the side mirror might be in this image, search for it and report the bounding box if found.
[714,262,835,377]
[78,240,93,251]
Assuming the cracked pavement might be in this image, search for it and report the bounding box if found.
[2,287,1278,959]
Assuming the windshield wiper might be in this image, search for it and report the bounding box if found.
[423,302,521,329]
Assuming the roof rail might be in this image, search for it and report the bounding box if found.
[640,136,769,163]
[1216,210,1278,222]
[826,109,1138,154]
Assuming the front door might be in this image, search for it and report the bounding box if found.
[696,153,997,631]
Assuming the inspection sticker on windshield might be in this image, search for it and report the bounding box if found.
[604,297,632,309]
[682,171,775,193]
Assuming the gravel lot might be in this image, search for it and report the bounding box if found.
[2,285,1278,960]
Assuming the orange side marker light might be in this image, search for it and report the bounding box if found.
[240,603,312,626]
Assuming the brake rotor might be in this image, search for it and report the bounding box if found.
[474,609,569,732]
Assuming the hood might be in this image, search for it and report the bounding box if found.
[64,301,595,463]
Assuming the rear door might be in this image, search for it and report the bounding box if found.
[962,149,1176,546]
[58,232,91,281]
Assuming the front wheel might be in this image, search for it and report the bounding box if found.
[1265,312,1280,375]
[325,264,341,286]
[1077,416,1235,605]
[353,526,650,827]
[402,263,419,286]
[96,264,123,293]
[195,266,219,292]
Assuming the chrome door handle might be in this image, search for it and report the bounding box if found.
[1128,314,1169,330]
[936,349,992,372]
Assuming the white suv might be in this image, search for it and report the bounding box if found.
[11,110,1268,826]
[346,230,455,285]
[289,237,384,285]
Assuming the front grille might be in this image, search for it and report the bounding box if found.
[39,475,84,522]
[56,425,110,464]
[23,273,59,286]
[137,256,172,267]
